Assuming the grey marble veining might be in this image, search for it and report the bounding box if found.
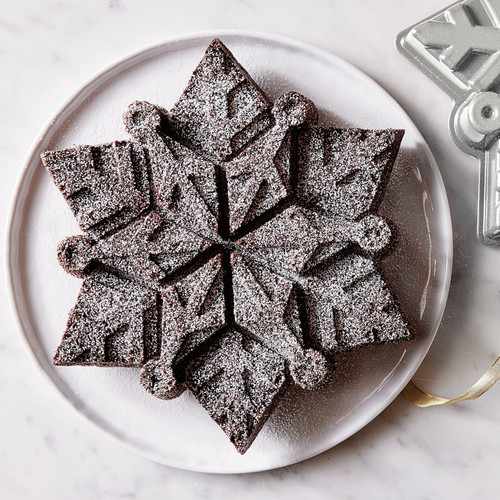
[2,0,500,498]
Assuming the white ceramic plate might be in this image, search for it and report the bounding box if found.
[7,32,452,473]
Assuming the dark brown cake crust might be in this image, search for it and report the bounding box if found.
[42,38,411,454]
[167,38,272,162]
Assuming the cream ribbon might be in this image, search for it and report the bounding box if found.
[404,356,500,407]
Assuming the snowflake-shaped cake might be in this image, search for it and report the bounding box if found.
[42,39,411,454]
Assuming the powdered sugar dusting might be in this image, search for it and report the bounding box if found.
[41,38,412,455]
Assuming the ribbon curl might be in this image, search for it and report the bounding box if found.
[404,356,500,407]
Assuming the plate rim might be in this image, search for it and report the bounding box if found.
[5,29,454,474]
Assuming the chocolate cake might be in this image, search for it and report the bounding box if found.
[42,38,411,454]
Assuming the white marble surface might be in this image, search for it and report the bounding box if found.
[2,0,500,498]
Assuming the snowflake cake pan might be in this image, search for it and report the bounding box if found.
[7,32,452,473]
[397,0,500,245]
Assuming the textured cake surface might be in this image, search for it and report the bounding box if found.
[42,38,411,454]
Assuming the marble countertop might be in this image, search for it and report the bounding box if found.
[2,0,500,498]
